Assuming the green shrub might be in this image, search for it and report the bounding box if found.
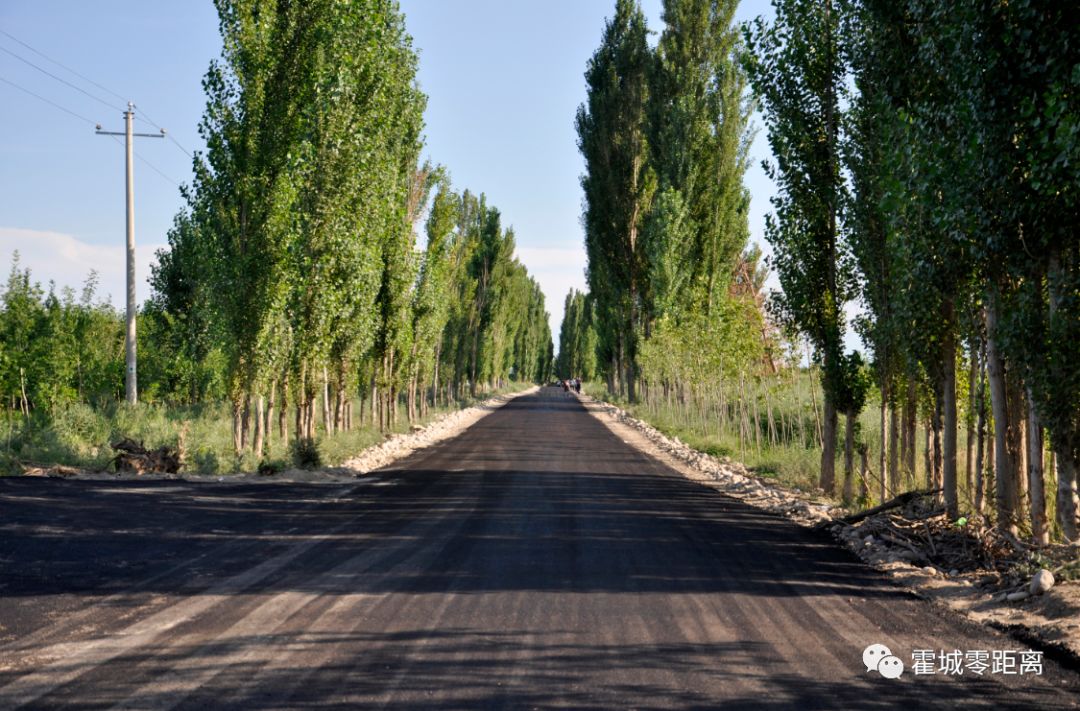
[290,437,322,469]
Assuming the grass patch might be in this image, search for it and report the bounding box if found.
[1,381,532,476]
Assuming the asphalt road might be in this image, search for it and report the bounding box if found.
[1,388,1077,709]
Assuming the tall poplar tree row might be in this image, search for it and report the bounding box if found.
[577,0,653,400]
[577,0,757,405]
[744,0,849,496]
[742,0,1079,540]
[153,0,552,454]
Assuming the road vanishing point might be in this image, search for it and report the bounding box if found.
[1,388,1078,709]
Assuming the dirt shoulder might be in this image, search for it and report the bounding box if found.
[579,392,1080,665]
[18,387,538,485]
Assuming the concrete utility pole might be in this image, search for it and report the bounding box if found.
[96,102,164,404]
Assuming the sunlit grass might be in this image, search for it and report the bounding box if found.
[1,381,532,476]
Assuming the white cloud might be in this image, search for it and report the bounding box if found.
[515,245,588,349]
[0,227,165,307]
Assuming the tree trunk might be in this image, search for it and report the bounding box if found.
[1054,444,1079,542]
[253,395,265,458]
[904,378,917,484]
[1026,385,1048,545]
[974,354,986,515]
[879,384,887,504]
[241,394,251,451]
[986,298,1018,534]
[1048,252,1079,540]
[232,398,243,455]
[279,376,288,442]
[966,342,977,505]
[1010,379,1027,506]
[924,424,932,491]
[334,363,347,433]
[321,366,331,435]
[942,306,958,519]
[842,409,855,504]
[888,401,899,497]
[820,397,838,495]
[265,380,275,448]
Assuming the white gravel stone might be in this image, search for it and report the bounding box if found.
[1030,569,1055,595]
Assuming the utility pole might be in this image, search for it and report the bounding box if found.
[96,102,164,404]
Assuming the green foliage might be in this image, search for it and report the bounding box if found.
[556,289,597,380]
[743,0,852,404]
[2,2,553,471]
[577,0,653,397]
[577,0,758,400]
[289,437,322,470]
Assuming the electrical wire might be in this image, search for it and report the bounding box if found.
[0,28,129,105]
[107,135,182,188]
[0,45,123,113]
[0,30,196,162]
[0,73,98,125]
[135,107,193,159]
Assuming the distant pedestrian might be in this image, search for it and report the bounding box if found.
[573,379,581,394]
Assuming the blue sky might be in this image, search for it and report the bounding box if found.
[0,0,777,346]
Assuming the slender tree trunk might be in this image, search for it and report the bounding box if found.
[905,379,917,483]
[932,395,943,496]
[297,364,307,442]
[253,395,265,458]
[1054,444,1079,541]
[295,381,303,442]
[860,446,870,502]
[1010,379,1028,506]
[888,402,899,496]
[986,298,1018,534]
[974,355,986,515]
[279,375,288,442]
[820,396,838,495]
[879,382,887,503]
[966,342,977,505]
[942,305,958,519]
[334,372,344,433]
[1048,253,1079,540]
[321,366,331,435]
[241,394,251,451]
[265,380,275,449]
[924,423,932,490]
[842,409,855,504]
[1026,385,1048,545]
[232,398,243,456]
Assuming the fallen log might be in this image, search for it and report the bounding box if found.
[111,437,181,474]
[835,488,942,526]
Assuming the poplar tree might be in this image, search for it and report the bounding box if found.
[577,0,653,400]
[745,0,851,494]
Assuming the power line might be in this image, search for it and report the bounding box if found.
[0,44,123,113]
[0,28,129,105]
[0,73,98,125]
[108,135,180,188]
[135,107,193,159]
[0,29,196,163]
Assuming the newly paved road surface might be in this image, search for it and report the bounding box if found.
[1,388,1078,709]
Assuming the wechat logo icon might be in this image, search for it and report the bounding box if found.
[864,643,904,679]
